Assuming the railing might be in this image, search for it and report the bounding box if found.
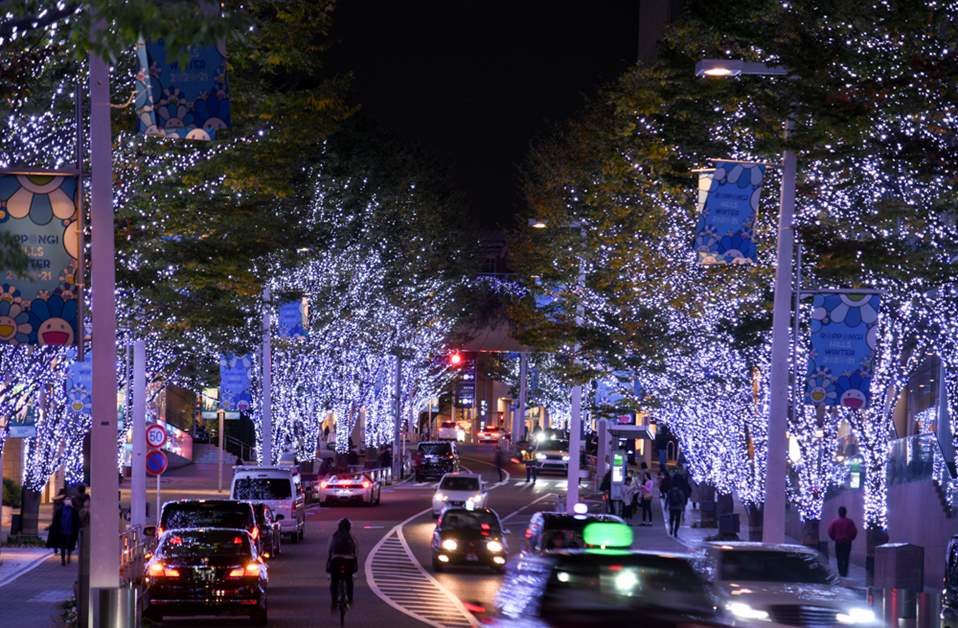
[118,527,144,585]
[225,435,255,463]
[887,432,958,513]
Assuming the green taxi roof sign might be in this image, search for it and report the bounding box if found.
[582,522,633,549]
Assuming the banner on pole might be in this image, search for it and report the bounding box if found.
[277,299,307,337]
[805,293,881,409]
[219,354,252,412]
[66,350,93,414]
[0,173,80,345]
[135,39,230,140]
[693,160,765,265]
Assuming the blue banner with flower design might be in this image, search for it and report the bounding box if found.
[693,160,765,265]
[219,353,252,413]
[277,299,307,337]
[0,173,80,346]
[135,38,230,140]
[66,350,93,415]
[805,293,881,409]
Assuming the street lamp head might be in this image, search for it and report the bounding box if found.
[528,218,548,229]
[695,59,743,78]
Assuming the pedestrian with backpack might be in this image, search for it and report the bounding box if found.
[327,518,359,611]
[667,476,686,537]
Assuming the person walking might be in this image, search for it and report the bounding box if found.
[639,472,654,526]
[666,481,686,537]
[494,445,505,482]
[621,476,636,520]
[658,469,672,500]
[827,506,858,577]
[47,489,79,565]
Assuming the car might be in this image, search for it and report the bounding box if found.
[231,465,306,542]
[532,435,570,475]
[250,503,282,560]
[521,511,627,555]
[489,546,731,627]
[157,500,260,554]
[942,535,958,628]
[432,472,488,516]
[431,507,508,573]
[414,441,460,482]
[477,425,504,444]
[437,420,459,441]
[317,472,382,506]
[703,542,881,626]
[143,528,269,625]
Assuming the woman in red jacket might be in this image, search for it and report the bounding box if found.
[827,506,858,577]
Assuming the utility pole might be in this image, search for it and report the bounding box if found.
[566,228,587,512]
[517,353,528,441]
[131,341,146,529]
[392,353,404,480]
[88,39,121,624]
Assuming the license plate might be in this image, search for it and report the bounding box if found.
[466,553,478,561]
[337,490,352,496]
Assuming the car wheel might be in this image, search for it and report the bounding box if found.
[432,558,444,572]
[144,608,162,622]
[415,474,424,482]
[323,498,332,507]
[288,531,299,544]
[375,490,382,505]
[298,525,304,540]
[250,605,268,626]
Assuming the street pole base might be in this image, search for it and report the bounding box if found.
[92,585,137,628]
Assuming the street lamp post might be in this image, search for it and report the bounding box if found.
[696,58,794,544]
[528,218,587,512]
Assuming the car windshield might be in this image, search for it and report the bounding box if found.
[441,510,499,531]
[333,474,367,482]
[440,476,479,491]
[420,443,452,455]
[718,550,832,584]
[440,421,456,428]
[233,478,292,500]
[538,553,717,619]
[484,426,499,432]
[540,517,611,550]
[160,530,252,560]
[537,440,569,451]
[161,503,252,530]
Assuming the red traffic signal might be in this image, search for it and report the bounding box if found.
[449,351,463,366]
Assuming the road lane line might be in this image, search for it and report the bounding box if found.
[460,455,511,488]
[499,492,556,522]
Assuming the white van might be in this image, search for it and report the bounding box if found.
[231,465,306,542]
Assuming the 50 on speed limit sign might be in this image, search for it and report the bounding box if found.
[146,423,167,449]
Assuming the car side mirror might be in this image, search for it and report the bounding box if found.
[143,526,156,538]
[275,514,285,521]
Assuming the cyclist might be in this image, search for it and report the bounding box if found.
[326,518,358,611]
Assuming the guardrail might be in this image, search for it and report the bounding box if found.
[887,432,958,514]
[119,527,144,585]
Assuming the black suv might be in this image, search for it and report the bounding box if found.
[414,441,460,482]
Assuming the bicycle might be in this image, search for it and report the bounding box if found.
[334,562,351,626]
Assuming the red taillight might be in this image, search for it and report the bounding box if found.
[250,527,259,540]
[229,562,261,578]
[156,527,164,536]
[148,562,180,578]
[362,480,371,489]
[320,481,329,489]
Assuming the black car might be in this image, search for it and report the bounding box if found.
[250,503,282,560]
[431,507,507,572]
[414,441,460,482]
[522,512,628,554]
[489,549,731,627]
[143,528,268,625]
[157,500,261,554]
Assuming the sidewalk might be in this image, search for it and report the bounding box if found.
[0,549,75,627]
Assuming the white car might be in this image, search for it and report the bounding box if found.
[318,472,382,506]
[432,472,487,517]
[231,465,306,542]
[477,425,504,444]
[705,542,881,626]
[437,420,459,441]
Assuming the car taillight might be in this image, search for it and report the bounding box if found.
[229,562,261,578]
[156,527,164,536]
[362,480,371,489]
[320,481,329,489]
[250,527,259,540]
[148,562,179,577]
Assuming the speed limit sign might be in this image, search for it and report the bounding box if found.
[146,423,167,449]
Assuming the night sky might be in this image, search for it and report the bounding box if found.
[332,1,639,229]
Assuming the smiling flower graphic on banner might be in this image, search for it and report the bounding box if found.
[28,289,78,346]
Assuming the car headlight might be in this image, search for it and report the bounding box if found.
[536,453,547,461]
[562,455,570,462]
[433,492,447,502]
[486,540,503,553]
[441,538,458,551]
[725,601,770,621]
[837,607,877,625]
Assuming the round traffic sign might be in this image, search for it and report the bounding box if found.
[146,449,169,476]
[146,423,167,449]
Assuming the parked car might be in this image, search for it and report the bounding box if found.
[317,472,382,506]
[231,466,306,542]
[414,441,460,482]
[431,507,508,573]
[521,511,627,555]
[143,528,268,625]
[250,503,281,560]
[432,472,487,517]
[156,500,260,553]
[703,542,880,626]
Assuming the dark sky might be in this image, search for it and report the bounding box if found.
[332,1,639,229]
